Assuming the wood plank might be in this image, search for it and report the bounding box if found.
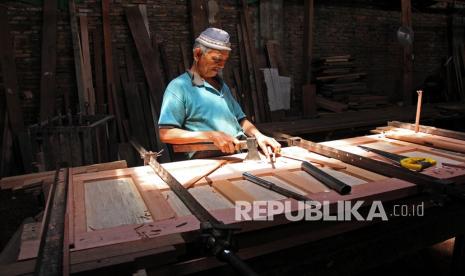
[84,177,153,231]
[0,7,32,173]
[232,179,286,201]
[179,43,190,71]
[189,185,234,210]
[18,222,41,260]
[303,0,314,83]
[240,2,265,122]
[316,96,348,113]
[92,29,105,114]
[125,6,165,114]
[302,84,316,117]
[68,0,86,113]
[260,1,283,47]
[401,0,413,105]
[162,191,191,217]
[385,131,465,154]
[189,0,209,39]
[273,170,329,194]
[261,175,307,195]
[102,0,124,140]
[79,15,95,115]
[39,0,58,121]
[236,23,253,119]
[132,172,177,221]
[211,180,255,203]
[388,121,465,141]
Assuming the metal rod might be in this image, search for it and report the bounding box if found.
[243,172,311,201]
[301,161,351,195]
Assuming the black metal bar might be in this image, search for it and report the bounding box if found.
[301,161,352,195]
[243,172,311,201]
[388,121,465,141]
[285,137,465,202]
[34,166,69,276]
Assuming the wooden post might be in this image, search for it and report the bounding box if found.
[69,0,86,113]
[414,90,423,133]
[260,0,283,48]
[303,0,314,84]
[39,0,58,122]
[189,0,209,40]
[302,0,316,117]
[401,0,413,106]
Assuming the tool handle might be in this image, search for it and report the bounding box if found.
[400,157,436,171]
[172,141,247,153]
[301,161,352,195]
[219,249,259,276]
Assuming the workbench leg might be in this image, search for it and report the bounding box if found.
[452,235,465,276]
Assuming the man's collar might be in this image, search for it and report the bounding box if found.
[187,69,224,88]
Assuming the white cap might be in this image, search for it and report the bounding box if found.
[195,27,231,51]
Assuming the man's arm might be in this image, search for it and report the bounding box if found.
[240,119,281,159]
[159,128,239,154]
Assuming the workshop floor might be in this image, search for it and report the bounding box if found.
[358,239,455,276]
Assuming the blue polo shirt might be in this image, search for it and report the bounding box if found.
[158,72,246,139]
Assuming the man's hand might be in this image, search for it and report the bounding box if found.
[255,133,281,161]
[208,131,240,154]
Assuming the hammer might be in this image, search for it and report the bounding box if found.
[172,137,261,161]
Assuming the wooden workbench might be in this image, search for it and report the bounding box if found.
[1,124,465,275]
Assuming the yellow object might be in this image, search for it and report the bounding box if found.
[400,157,437,171]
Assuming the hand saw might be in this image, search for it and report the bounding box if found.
[358,145,436,172]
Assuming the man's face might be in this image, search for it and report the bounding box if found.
[195,48,230,78]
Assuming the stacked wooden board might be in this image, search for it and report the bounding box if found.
[313,55,389,112]
[1,123,465,274]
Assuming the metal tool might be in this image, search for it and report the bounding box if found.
[242,172,311,201]
[282,136,465,203]
[130,138,159,165]
[301,161,351,195]
[358,145,436,172]
[148,156,258,276]
[172,137,261,161]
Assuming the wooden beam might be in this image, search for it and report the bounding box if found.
[239,11,264,123]
[189,0,209,40]
[0,7,25,135]
[303,0,314,84]
[91,30,105,114]
[79,15,95,115]
[302,84,317,117]
[401,0,413,105]
[388,121,465,141]
[0,7,33,173]
[68,0,86,113]
[102,0,125,140]
[125,6,165,114]
[260,0,283,48]
[39,0,58,121]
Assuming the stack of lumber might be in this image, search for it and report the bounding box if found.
[314,55,367,98]
[347,95,389,109]
[313,55,388,112]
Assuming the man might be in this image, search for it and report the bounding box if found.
[158,27,280,159]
